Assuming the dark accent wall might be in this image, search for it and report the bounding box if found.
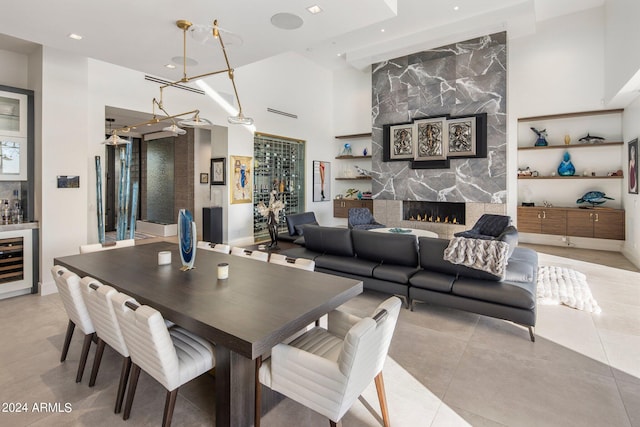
[371,32,507,203]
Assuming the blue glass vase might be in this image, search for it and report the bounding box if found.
[557,151,576,176]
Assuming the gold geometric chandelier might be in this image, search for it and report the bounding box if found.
[103,18,253,145]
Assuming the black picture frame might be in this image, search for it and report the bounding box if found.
[313,160,331,202]
[629,138,638,194]
[211,157,226,185]
[200,173,209,184]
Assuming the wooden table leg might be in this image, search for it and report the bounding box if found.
[215,346,255,427]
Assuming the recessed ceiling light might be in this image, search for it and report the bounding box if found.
[307,5,323,14]
[165,64,176,69]
[337,53,342,57]
[453,6,460,11]
[381,28,385,33]
[68,33,83,40]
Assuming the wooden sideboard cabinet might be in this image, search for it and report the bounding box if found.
[517,207,567,235]
[517,206,624,240]
[566,209,625,240]
[333,199,373,218]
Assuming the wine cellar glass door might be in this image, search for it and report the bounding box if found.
[253,133,305,242]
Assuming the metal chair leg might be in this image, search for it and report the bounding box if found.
[528,326,535,342]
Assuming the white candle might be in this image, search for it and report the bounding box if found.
[158,251,172,265]
[218,263,229,279]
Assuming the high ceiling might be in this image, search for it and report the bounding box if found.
[0,0,603,134]
[0,0,603,76]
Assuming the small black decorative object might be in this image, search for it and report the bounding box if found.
[530,127,548,146]
[578,133,605,143]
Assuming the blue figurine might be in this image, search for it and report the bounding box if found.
[557,151,576,176]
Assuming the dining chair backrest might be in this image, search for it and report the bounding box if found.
[339,296,401,401]
[268,253,315,271]
[80,276,129,357]
[51,266,94,335]
[231,247,269,262]
[197,241,231,254]
[112,292,182,391]
[80,239,135,254]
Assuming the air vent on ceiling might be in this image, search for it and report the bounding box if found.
[267,108,297,119]
[144,75,205,95]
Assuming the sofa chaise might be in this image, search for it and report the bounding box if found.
[281,225,538,341]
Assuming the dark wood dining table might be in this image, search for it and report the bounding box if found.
[54,241,363,427]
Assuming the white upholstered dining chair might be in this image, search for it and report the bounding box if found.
[256,296,402,427]
[80,277,131,414]
[50,266,96,383]
[231,246,269,262]
[112,292,215,427]
[197,240,231,254]
[268,253,315,271]
[80,239,135,254]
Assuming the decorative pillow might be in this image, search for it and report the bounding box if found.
[294,221,318,236]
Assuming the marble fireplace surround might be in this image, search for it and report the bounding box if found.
[372,200,507,240]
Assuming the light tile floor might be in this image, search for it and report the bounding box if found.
[0,245,638,426]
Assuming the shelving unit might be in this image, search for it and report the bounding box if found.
[333,133,372,216]
[517,109,625,242]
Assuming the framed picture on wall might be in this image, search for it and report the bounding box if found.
[629,138,638,194]
[389,124,414,159]
[447,116,477,157]
[230,155,252,204]
[313,160,331,201]
[211,157,226,185]
[200,173,209,184]
[414,117,447,161]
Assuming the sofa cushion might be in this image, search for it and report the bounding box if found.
[417,237,460,276]
[285,212,318,236]
[452,277,536,310]
[302,225,355,257]
[373,264,420,284]
[409,270,455,293]
[279,246,322,260]
[315,255,377,277]
[294,222,318,236]
[352,229,418,266]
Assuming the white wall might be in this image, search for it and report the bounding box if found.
[0,49,29,88]
[604,0,640,104]
[40,47,89,294]
[622,98,640,266]
[508,7,609,218]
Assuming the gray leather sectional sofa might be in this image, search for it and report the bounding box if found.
[281,225,538,341]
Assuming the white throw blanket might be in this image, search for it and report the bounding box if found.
[443,237,509,277]
[537,266,601,313]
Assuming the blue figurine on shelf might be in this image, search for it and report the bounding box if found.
[530,127,548,146]
[557,151,576,176]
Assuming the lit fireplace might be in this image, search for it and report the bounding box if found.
[403,201,466,225]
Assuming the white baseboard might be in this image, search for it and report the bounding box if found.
[40,280,58,296]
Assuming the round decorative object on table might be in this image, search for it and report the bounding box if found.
[557,151,576,176]
[388,228,411,233]
[178,209,197,271]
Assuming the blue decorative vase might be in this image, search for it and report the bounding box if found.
[557,151,576,176]
[534,137,548,147]
[178,209,197,271]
